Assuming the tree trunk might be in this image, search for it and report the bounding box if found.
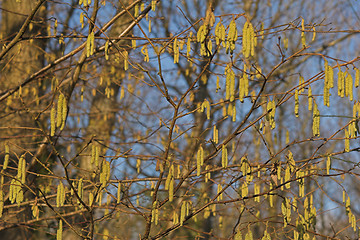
[0,0,46,239]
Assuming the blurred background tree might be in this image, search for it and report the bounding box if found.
[0,0,360,239]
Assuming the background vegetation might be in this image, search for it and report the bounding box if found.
[0,0,360,239]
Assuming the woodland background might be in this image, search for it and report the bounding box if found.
[0,0,360,239]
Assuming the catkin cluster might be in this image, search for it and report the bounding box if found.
[50,93,67,136]
[242,20,257,58]
[226,20,238,54]
[9,155,26,204]
[86,32,95,57]
[79,0,91,7]
[225,64,235,102]
[165,164,174,202]
[312,101,320,136]
[266,99,276,129]
[200,99,211,119]
[56,181,65,207]
[239,64,249,102]
[215,21,226,48]
[323,60,334,107]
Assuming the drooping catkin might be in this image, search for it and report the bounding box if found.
[338,68,345,97]
[4,142,9,170]
[56,220,63,240]
[312,101,320,136]
[294,89,299,117]
[221,144,228,168]
[51,107,56,136]
[308,86,313,111]
[56,93,64,128]
[60,94,67,130]
[197,146,204,176]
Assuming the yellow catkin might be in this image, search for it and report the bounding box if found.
[207,39,212,56]
[56,220,62,240]
[141,45,149,62]
[312,26,316,41]
[266,100,276,129]
[225,64,235,101]
[225,69,230,99]
[180,201,186,225]
[241,182,248,197]
[173,211,178,225]
[328,65,334,88]
[57,93,64,128]
[324,84,330,107]
[201,99,210,119]
[243,64,249,96]
[301,19,306,47]
[285,166,290,189]
[232,103,236,122]
[242,21,250,57]
[95,146,99,167]
[78,178,83,201]
[345,72,350,97]
[61,95,67,130]
[324,59,328,86]
[197,25,207,43]
[132,38,136,49]
[312,101,320,136]
[346,73,353,101]
[4,142,9,169]
[355,68,359,88]
[217,184,223,200]
[294,89,299,117]
[239,64,249,102]
[86,32,94,57]
[80,12,84,28]
[173,38,179,63]
[0,190,4,218]
[134,4,139,17]
[227,103,232,117]
[20,155,26,184]
[326,156,331,174]
[338,68,344,97]
[345,129,350,152]
[246,22,252,57]
[221,145,228,168]
[213,125,218,144]
[169,176,174,202]
[206,101,210,119]
[123,50,129,71]
[205,165,210,182]
[197,146,203,176]
[227,19,238,54]
[104,40,109,60]
[215,21,225,47]
[136,159,141,173]
[286,130,290,144]
[117,182,121,203]
[249,22,256,56]
[186,33,192,57]
[57,181,64,207]
[269,187,274,207]
[100,161,110,188]
[254,182,260,202]
[151,0,156,11]
[308,86,313,111]
[299,76,305,93]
